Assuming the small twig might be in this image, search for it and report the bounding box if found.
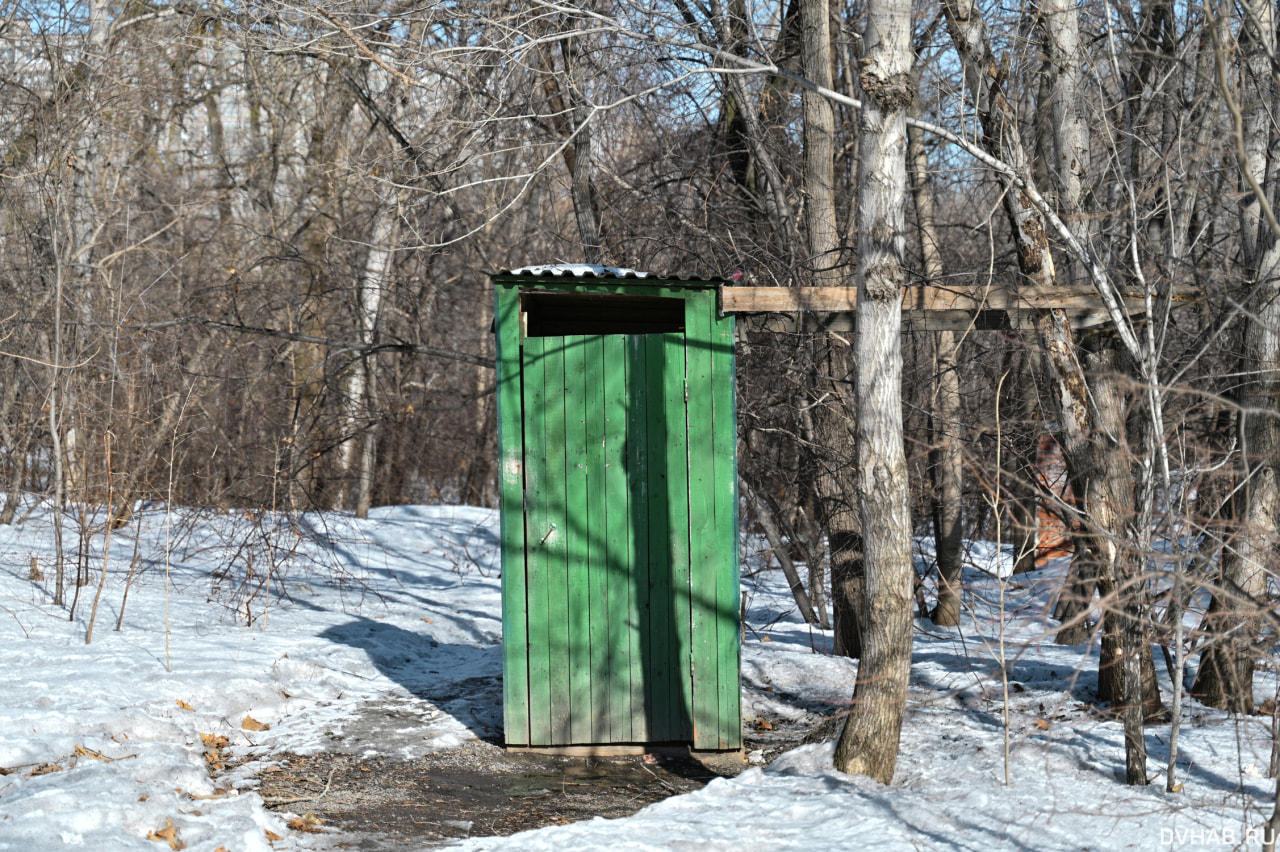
[0,603,29,638]
[261,765,340,806]
[638,762,681,795]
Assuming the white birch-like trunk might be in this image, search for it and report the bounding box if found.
[833,0,915,785]
[339,193,396,517]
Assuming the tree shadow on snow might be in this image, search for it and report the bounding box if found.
[320,616,505,745]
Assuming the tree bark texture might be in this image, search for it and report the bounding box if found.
[834,0,914,785]
[800,0,863,655]
[1193,0,1280,713]
[906,111,964,626]
[805,343,865,658]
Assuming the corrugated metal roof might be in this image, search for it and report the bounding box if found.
[492,264,721,283]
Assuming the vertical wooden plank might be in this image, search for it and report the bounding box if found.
[602,334,632,741]
[564,336,593,743]
[521,335,552,745]
[543,336,572,744]
[711,311,742,749]
[584,334,612,742]
[661,329,693,743]
[684,291,721,749]
[495,285,529,746]
[643,334,675,740]
[627,335,652,742]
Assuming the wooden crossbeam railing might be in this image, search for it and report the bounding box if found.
[719,285,1200,332]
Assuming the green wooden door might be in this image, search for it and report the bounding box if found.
[520,332,693,745]
[494,281,740,750]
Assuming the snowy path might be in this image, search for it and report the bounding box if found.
[0,503,1273,851]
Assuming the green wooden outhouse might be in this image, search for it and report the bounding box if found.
[491,264,741,750]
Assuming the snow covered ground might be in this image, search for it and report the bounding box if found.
[0,500,1275,851]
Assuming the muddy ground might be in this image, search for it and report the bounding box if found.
[231,695,828,850]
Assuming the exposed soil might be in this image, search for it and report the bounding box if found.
[231,702,823,849]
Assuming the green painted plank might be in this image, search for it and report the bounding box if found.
[495,285,529,746]
[711,312,742,749]
[644,334,677,741]
[563,336,592,744]
[627,335,652,743]
[683,292,721,749]
[542,337,572,744]
[602,334,633,741]
[583,334,612,742]
[521,336,552,745]
[661,331,693,743]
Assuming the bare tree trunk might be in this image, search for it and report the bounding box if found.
[1,449,25,526]
[1193,0,1280,712]
[833,0,914,783]
[804,364,865,657]
[800,0,862,652]
[49,214,69,607]
[1053,547,1098,644]
[0,356,29,526]
[562,26,604,263]
[801,0,839,285]
[942,0,1153,782]
[906,106,963,626]
[1040,0,1101,647]
[339,192,395,517]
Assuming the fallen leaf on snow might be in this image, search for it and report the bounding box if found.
[176,700,195,712]
[201,733,230,771]
[242,716,270,732]
[1034,719,1051,730]
[26,763,60,776]
[146,818,185,850]
[264,829,283,841]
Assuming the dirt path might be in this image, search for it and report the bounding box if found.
[250,744,734,849]
[232,700,824,849]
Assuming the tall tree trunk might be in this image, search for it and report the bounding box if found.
[833,0,914,783]
[339,192,395,517]
[906,112,963,626]
[942,0,1154,782]
[799,0,862,652]
[1193,0,1280,713]
[561,26,604,263]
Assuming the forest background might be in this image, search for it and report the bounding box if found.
[2,0,1278,796]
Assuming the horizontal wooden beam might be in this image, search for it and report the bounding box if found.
[720,285,1200,331]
